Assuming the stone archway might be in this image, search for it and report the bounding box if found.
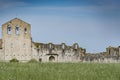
[49,56,55,62]
[39,58,42,62]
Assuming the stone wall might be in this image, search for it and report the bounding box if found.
[2,18,32,62]
[0,18,119,63]
[32,42,85,62]
[0,49,4,61]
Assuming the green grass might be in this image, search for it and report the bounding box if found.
[0,62,120,80]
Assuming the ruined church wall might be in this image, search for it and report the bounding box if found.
[0,49,4,61]
[31,43,82,62]
[2,18,32,62]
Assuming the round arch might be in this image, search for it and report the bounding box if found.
[49,56,55,62]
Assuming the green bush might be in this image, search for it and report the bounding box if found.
[28,59,38,63]
[10,58,19,62]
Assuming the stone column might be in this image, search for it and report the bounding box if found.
[119,46,120,56]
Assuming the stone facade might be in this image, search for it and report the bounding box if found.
[81,46,120,63]
[32,42,86,62]
[0,18,119,63]
[2,18,32,62]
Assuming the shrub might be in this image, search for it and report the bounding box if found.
[10,58,19,62]
[28,59,38,63]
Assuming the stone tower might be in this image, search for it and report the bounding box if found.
[2,18,32,62]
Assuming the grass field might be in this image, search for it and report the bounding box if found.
[0,62,120,80]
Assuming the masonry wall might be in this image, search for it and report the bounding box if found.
[0,49,4,61]
[32,43,82,62]
[2,18,32,62]
[1,18,119,63]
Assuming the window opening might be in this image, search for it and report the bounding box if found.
[24,28,27,34]
[7,26,12,34]
[16,25,20,34]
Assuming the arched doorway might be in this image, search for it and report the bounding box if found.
[39,58,42,62]
[49,56,55,62]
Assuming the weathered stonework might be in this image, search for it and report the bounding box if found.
[0,18,119,63]
[2,18,32,62]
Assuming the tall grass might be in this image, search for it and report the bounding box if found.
[0,62,120,80]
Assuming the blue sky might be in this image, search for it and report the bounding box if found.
[0,0,120,53]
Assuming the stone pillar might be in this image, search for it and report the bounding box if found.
[106,47,110,55]
[119,46,120,56]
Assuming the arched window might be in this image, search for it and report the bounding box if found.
[49,43,52,49]
[16,25,20,35]
[23,43,26,48]
[49,43,52,54]
[75,44,78,49]
[7,26,12,34]
[62,44,65,49]
[11,43,13,48]
[24,28,27,34]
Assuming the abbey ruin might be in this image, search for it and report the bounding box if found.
[0,18,120,63]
